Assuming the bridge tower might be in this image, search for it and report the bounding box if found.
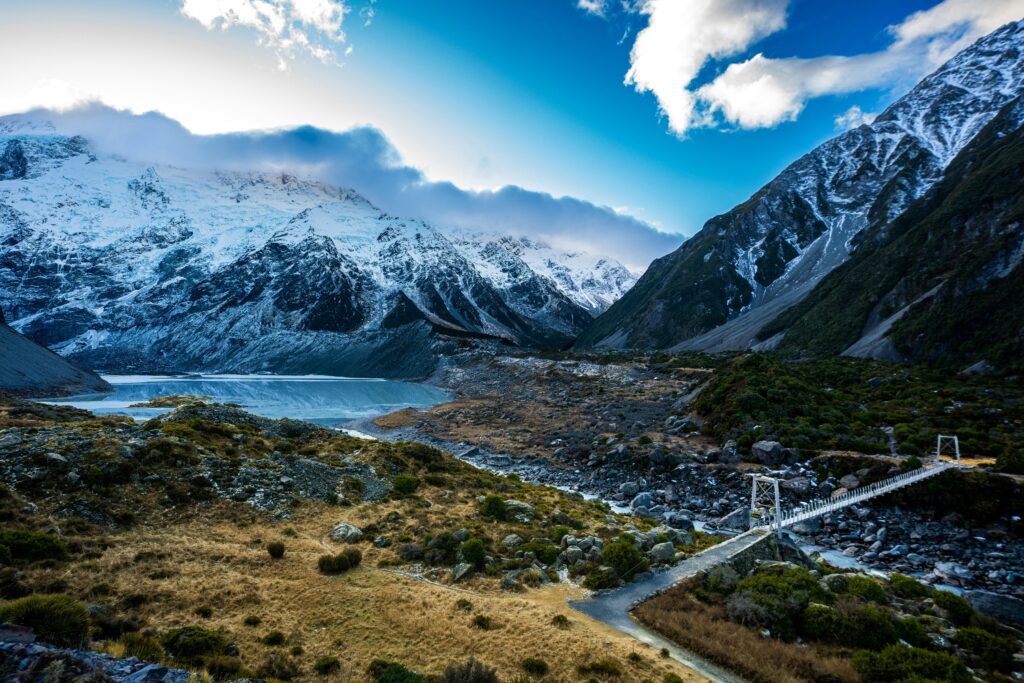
[936,434,961,464]
[748,474,782,537]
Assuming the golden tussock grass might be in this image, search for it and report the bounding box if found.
[634,587,858,683]
[47,499,706,683]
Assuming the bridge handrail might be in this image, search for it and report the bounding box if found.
[753,461,955,530]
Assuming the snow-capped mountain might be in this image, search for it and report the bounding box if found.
[578,19,1024,351]
[0,124,636,377]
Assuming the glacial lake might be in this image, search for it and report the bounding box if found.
[43,374,450,426]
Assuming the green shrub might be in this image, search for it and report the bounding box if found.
[120,632,164,661]
[603,535,647,581]
[267,542,285,559]
[455,598,473,612]
[243,615,262,626]
[520,657,549,676]
[318,548,361,575]
[664,674,684,683]
[194,605,213,618]
[0,594,89,646]
[894,617,931,648]
[206,655,243,680]
[0,544,10,565]
[314,656,342,676]
[519,539,559,565]
[577,659,621,677]
[258,653,300,680]
[889,573,928,598]
[583,566,620,590]
[262,630,286,645]
[369,659,424,683]
[933,590,973,626]
[392,474,420,496]
[799,603,852,643]
[853,645,970,683]
[160,626,226,663]
[551,614,570,629]
[845,575,888,603]
[638,435,653,445]
[953,626,1017,672]
[457,539,484,569]
[0,531,69,563]
[847,604,899,650]
[479,496,506,521]
[442,656,498,683]
[472,614,492,630]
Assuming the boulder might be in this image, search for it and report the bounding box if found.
[664,513,695,531]
[563,546,584,564]
[329,523,363,543]
[965,590,1024,625]
[630,492,654,510]
[648,542,676,562]
[502,534,523,547]
[839,474,860,490]
[504,500,535,523]
[751,440,784,466]
[781,477,812,494]
[619,481,640,497]
[451,563,474,583]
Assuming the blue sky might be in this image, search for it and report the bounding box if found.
[1,0,1021,268]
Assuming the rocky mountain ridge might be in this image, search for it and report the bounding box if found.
[577,19,1024,354]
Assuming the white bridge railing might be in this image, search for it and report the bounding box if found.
[753,460,957,531]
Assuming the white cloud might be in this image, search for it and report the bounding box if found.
[576,0,608,17]
[834,105,877,130]
[616,0,1024,134]
[179,0,348,68]
[625,0,788,136]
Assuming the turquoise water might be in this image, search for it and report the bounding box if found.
[43,374,449,425]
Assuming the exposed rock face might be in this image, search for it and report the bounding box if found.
[329,523,364,543]
[0,304,112,397]
[0,123,636,378]
[578,20,1024,353]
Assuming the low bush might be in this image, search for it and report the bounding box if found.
[953,626,1017,672]
[0,593,89,646]
[472,614,493,630]
[160,625,226,663]
[889,573,928,598]
[0,530,69,563]
[799,603,851,643]
[461,539,487,568]
[442,657,498,683]
[243,615,262,626]
[120,632,163,661]
[847,604,898,650]
[583,566,620,590]
[314,655,342,676]
[844,575,887,604]
[933,590,973,626]
[455,598,473,612]
[520,657,549,676]
[603,535,648,581]
[267,542,285,559]
[853,645,970,683]
[577,659,621,677]
[392,474,420,496]
[551,614,570,629]
[894,616,931,649]
[206,655,243,680]
[318,548,362,575]
[262,630,286,645]
[368,659,424,683]
[664,674,684,683]
[519,538,559,565]
[479,496,506,521]
[257,653,300,680]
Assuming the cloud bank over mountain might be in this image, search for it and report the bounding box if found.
[14,104,680,270]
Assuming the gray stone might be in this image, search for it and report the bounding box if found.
[648,542,676,562]
[630,492,653,509]
[451,562,474,583]
[965,590,1024,625]
[329,523,363,543]
[504,500,535,523]
[751,440,784,465]
[502,534,523,547]
[839,474,860,490]
[564,546,584,564]
[619,481,640,497]
[452,528,469,543]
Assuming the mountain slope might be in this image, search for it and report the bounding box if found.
[0,305,111,396]
[758,95,1024,372]
[577,19,1024,351]
[0,125,636,377]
